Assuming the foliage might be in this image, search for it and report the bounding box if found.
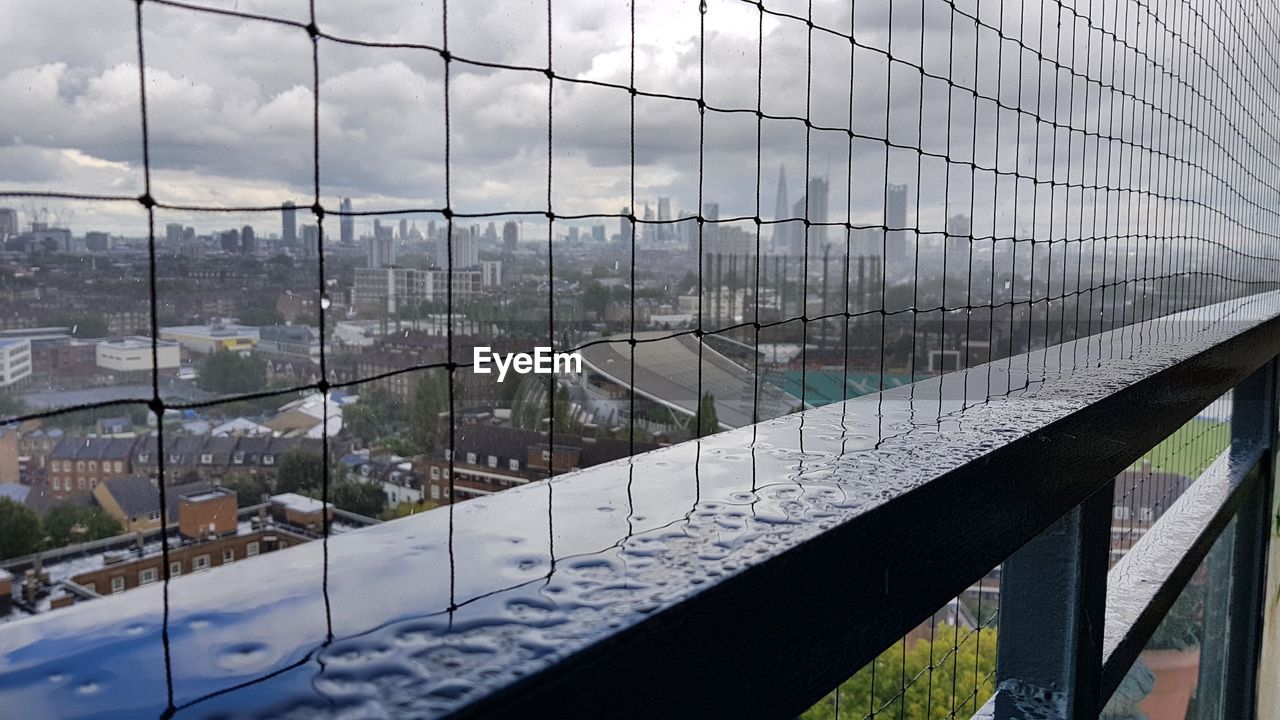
[43,507,123,547]
[695,392,719,438]
[1148,574,1205,651]
[343,386,406,446]
[197,351,268,395]
[275,448,326,495]
[802,625,998,720]
[582,281,611,319]
[219,473,269,507]
[410,371,450,452]
[56,315,109,339]
[551,384,579,434]
[380,501,437,521]
[0,499,43,560]
[328,481,387,518]
[0,393,27,420]
[236,303,284,327]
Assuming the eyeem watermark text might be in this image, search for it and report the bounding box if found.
[473,346,582,382]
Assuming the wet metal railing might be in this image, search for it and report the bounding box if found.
[1,292,1278,719]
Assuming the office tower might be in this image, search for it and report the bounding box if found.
[773,164,791,254]
[790,177,829,256]
[367,235,395,269]
[703,202,720,254]
[282,201,297,246]
[642,203,655,244]
[241,225,257,254]
[339,198,354,245]
[301,224,319,257]
[886,183,910,271]
[220,228,240,253]
[85,231,110,252]
[484,222,497,243]
[503,221,519,250]
[399,218,408,241]
[0,208,17,238]
[165,222,183,247]
[591,224,606,243]
[569,226,580,243]
[657,197,672,242]
[620,207,633,245]
[449,228,479,268]
[182,226,196,244]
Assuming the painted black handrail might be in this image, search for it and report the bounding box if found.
[1,292,1278,719]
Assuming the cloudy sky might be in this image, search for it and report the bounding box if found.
[0,0,1275,253]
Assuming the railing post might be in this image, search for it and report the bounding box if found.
[1219,359,1278,718]
[994,478,1114,718]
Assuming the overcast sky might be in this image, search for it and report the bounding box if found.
[1,0,1275,252]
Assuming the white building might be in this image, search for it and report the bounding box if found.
[0,338,32,388]
[96,337,180,373]
[159,323,258,355]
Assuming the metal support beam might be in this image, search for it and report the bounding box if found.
[994,479,1114,719]
[1222,360,1277,718]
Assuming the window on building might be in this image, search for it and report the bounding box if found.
[138,453,149,463]
[170,561,181,577]
[200,453,213,464]
[77,478,85,490]
[193,554,210,571]
[466,452,477,464]
[541,450,551,461]
[487,455,497,468]
[88,461,96,471]
[430,467,440,479]
[263,455,274,465]
[431,485,441,500]
[114,461,123,473]
[110,577,125,594]
[52,477,60,490]
[76,461,84,471]
[149,511,160,521]
[139,568,157,585]
[246,542,259,557]
[222,549,234,563]
[509,459,519,471]
[233,452,244,464]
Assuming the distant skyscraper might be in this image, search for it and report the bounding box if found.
[568,226,580,243]
[399,218,408,241]
[220,228,240,253]
[241,225,257,254]
[620,207,633,245]
[591,224,606,243]
[282,201,298,246]
[657,197,672,242]
[367,235,395,268]
[642,203,655,244]
[339,198,354,245]
[702,202,720,253]
[793,176,830,256]
[886,183,910,270]
[85,231,110,252]
[301,224,319,258]
[0,209,17,238]
[772,164,791,254]
[502,221,519,250]
[449,229,479,268]
[165,222,183,247]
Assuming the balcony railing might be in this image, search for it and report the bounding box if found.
[0,290,1273,718]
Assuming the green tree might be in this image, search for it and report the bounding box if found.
[236,304,284,327]
[219,473,269,507]
[0,393,27,420]
[343,387,404,446]
[410,371,450,452]
[582,281,611,319]
[0,498,43,560]
[197,352,268,395]
[328,481,387,518]
[380,501,436,521]
[695,392,719,438]
[802,625,998,720]
[43,507,123,547]
[275,448,325,495]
